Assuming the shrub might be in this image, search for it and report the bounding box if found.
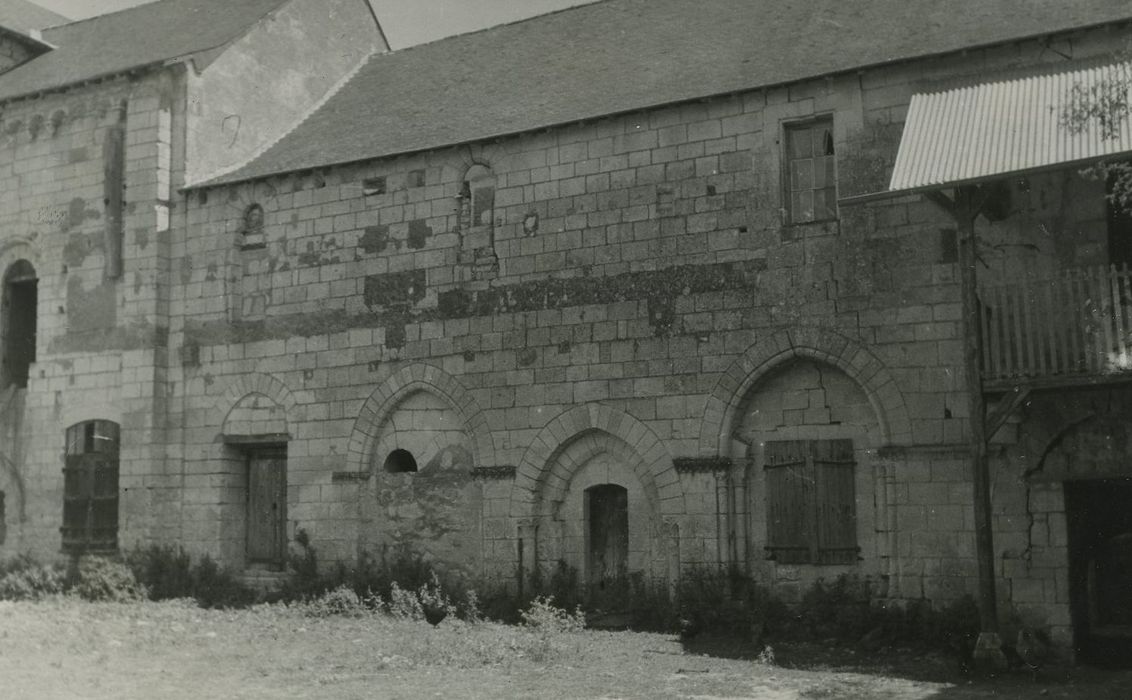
[0,555,66,600]
[519,596,587,661]
[676,566,783,641]
[190,555,256,609]
[125,544,193,600]
[387,581,423,620]
[305,584,366,617]
[72,556,147,602]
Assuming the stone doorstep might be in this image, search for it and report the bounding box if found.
[241,568,289,592]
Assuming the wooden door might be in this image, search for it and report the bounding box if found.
[246,450,286,566]
[587,484,628,590]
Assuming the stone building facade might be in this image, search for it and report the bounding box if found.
[0,0,383,563]
[2,0,1132,662]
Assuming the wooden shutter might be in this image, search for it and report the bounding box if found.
[62,421,120,553]
[814,439,857,565]
[764,440,813,564]
[61,453,91,551]
[90,452,119,551]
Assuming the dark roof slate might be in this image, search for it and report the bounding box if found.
[0,0,67,34]
[207,0,1132,187]
[0,0,290,102]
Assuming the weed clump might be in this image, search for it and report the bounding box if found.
[124,544,256,608]
[0,554,66,600]
[520,596,587,661]
[72,556,147,602]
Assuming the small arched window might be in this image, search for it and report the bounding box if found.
[1,260,37,389]
[242,203,265,249]
[62,420,120,553]
[464,164,495,228]
[384,449,418,474]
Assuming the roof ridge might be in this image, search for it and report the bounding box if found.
[40,0,162,29]
[188,48,380,188]
[386,0,605,51]
[43,0,288,34]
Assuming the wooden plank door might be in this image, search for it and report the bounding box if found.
[587,484,628,590]
[246,450,286,566]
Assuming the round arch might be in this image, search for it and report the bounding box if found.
[511,402,682,520]
[699,328,910,456]
[212,372,300,437]
[345,362,493,474]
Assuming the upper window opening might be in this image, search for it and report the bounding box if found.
[242,204,265,249]
[785,118,837,224]
[2,260,37,390]
[62,420,121,554]
[464,164,495,228]
[384,449,418,474]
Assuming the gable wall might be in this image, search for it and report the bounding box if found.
[185,0,386,185]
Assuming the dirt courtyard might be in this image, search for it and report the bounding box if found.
[2,599,1131,699]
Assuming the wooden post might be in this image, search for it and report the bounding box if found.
[955,186,1006,668]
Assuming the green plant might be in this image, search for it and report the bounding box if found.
[190,555,257,609]
[387,581,423,620]
[306,584,366,617]
[72,556,147,602]
[0,555,66,600]
[125,544,194,600]
[519,595,587,661]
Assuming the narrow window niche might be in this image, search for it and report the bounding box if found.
[241,203,266,250]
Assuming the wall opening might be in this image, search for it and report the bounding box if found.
[585,483,628,593]
[464,164,495,228]
[62,420,120,554]
[384,448,418,474]
[2,260,37,390]
[246,447,287,569]
[241,203,265,249]
[1066,478,1132,666]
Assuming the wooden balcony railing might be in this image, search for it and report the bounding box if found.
[980,265,1132,386]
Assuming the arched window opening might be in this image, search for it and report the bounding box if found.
[585,483,628,591]
[2,260,37,390]
[464,164,495,228]
[241,203,265,249]
[384,448,418,474]
[62,420,120,553]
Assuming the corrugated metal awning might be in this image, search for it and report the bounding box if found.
[843,61,1132,204]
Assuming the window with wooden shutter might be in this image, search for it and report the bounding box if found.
[764,438,857,565]
[61,420,120,553]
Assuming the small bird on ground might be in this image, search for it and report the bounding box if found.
[423,603,448,626]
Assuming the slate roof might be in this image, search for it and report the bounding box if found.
[0,0,68,34]
[205,0,1132,187]
[0,0,290,102]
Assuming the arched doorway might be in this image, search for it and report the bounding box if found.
[585,483,628,592]
[1,260,37,390]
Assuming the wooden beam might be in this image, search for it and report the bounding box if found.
[985,385,1032,440]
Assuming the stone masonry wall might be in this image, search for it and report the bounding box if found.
[71,22,1114,646]
[0,67,183,558]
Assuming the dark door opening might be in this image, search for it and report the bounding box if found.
[2,261,37,390]
[1106,169,1132,269]
[1066,478,1132,667]
[246,449,286,568]
[586,484,628,595]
